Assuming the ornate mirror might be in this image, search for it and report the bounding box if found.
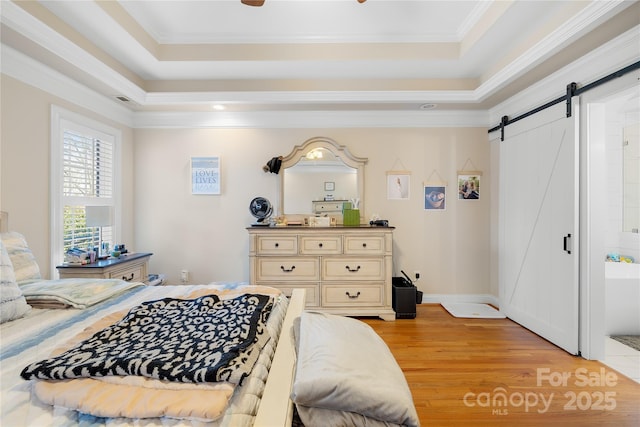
[280,136,367,221]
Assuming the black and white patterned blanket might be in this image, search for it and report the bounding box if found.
[21,293,274,384]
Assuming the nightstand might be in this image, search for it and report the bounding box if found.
[57,252,153,283]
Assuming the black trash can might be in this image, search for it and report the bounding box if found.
[392,276,416,319]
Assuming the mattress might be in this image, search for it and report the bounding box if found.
[1,283,289,426]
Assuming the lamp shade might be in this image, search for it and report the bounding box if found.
[86,206,113,227]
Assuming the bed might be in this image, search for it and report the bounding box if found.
[1,281,306,426]
[0,223,305,425]
[1,219,419,426]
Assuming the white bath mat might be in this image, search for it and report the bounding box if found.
[441,303,506,319]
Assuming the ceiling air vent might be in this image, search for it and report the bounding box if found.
[115,96,130,102]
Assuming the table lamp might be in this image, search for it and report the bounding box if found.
[86,206,113,258]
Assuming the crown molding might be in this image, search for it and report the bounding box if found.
[0,0,147,104]
[476,1,634,102]
[488,24,640,126]
[1,44,134,127]
[131,109,489,129]
[144,89,479,105]
[2,43,488,129]
[3,0,634,130]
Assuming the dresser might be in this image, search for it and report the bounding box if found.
[248,226,395,321]
[57,252,152,283]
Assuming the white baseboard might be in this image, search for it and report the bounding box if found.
[421,293,500,308]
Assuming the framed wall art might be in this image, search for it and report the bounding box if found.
[424,184,446,210]
[191,156,220,195]
[387,171,410,200]
[457,172,481,200]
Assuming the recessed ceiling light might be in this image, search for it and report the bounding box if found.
[419,103,437,110]
[212,104,226,111]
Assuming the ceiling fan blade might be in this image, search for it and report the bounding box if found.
[242,0,363,5]
[241,0,265,6]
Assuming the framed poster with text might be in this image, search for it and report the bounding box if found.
[191,157,220,195]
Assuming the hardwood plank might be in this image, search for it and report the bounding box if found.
[361,304,640,426]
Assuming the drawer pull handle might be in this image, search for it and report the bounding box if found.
[275,243,279,248]
[345,265,361,272]
[280,265,296,273]
[346,291,361,299]
[362,243,367,248]
[318,243,323,248]
[122,273,135,281]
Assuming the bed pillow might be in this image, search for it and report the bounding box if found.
[291,311,419,427]
[0,231,41,285]
[0,237,31,323]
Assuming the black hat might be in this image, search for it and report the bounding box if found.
[263,156,282,174]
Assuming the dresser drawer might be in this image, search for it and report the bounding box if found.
[323,284,384,306]
[256,257,319,281]
[299,235,342,255]
[108,264,145,282]
[344,235,385,255]
[275,284,319,307]
[312,201,344,213]
[322,257,385,281]
[256,235,298,255]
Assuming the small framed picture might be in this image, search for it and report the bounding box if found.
[457,173,481,200]
[191,156,220,195]
[324,181,335,191]
[387,171,410,200]
[424,185,446,210]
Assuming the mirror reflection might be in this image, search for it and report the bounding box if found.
[279,137,367,220]
[284,148,357,214]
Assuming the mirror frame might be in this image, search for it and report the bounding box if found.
[279,136,368,221]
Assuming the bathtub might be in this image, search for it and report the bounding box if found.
[605,262,640,336]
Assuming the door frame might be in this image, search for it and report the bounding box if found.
[578,72,639,360]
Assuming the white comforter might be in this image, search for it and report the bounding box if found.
[1,283,288,427]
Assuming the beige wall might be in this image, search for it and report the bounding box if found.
[1,75,492,297]
[0,76,136,278]
[133,127,492,296]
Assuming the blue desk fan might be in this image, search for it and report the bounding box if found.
[249,197,273,226]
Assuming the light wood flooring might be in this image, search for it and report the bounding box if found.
[361,304,640,426]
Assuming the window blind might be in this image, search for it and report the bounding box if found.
[63,131,113,198]
[62,130,114,252]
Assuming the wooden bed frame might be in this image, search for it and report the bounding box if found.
[255,288,305,426]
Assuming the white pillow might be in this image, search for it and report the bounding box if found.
[0,231,41,285]
[291,311,419,427]
[0,237,31,323]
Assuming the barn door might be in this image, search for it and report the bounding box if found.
[498,102,579,355]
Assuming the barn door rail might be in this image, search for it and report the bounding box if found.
[489,61,640,141]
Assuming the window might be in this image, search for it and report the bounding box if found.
[51,106,121,276]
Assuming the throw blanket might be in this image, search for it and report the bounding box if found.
[19,278,144,309]
[21,293,273,385]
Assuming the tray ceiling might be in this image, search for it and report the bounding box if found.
[1,0,637,113]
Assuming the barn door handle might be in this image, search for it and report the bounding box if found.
[563,234,572,254]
